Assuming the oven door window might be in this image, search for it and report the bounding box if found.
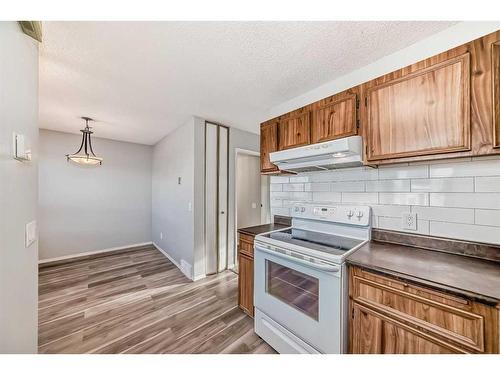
[265,260,319,321]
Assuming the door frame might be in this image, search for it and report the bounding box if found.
[233,148,265,271]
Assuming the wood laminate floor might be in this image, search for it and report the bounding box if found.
[38,245,275,354]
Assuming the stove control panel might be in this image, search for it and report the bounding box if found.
[292,204,371,226]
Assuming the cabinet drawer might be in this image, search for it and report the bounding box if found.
[351,268,485,353]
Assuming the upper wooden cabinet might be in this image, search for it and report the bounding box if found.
[260,119,279,173]
[278,110,311,150]
[493,41,500,148]
[311,91,358,144]
[365,53,471,161]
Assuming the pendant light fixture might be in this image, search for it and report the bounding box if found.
[66,116,103,166]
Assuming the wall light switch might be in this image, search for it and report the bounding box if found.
[188,202,192,212]
[25,220,37,248]
[13,132,31,162]
[178,177,182,185]
[251,202,257,209]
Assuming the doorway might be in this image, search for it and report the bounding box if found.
[233,149,270,271]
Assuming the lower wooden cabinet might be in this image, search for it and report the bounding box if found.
[349,266,500,354]
[238,233,255,317]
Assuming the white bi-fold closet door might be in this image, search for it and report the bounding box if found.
[205,122,229,275]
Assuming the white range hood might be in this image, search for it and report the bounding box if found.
[269,136,363,173]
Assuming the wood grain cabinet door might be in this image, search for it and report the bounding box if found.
[238,253,254,317]
[366,53,471,161]
[493,41,500,148]
[278,111,311,150]
[351,303,458,354]
[311,94,357,143]
[260,120,279,173]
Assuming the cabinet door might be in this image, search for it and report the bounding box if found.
[312,93,357,143]
[278,111,311,150]
[238,253,254,317]
[366,53,471,161]
[351,303,458,354]
[260,121,279,173]
[493,41,500,148]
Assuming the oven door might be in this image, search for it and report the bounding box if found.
[254,243,343,354]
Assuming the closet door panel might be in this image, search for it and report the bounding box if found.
[205,123,218,275]
[218,126,229,272]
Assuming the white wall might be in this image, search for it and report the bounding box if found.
[266,21,500,120]
[236,153,262,230]
[38,129,153,260]
[152,117,195,278]
[0,22,39,353]
[270,156,500,245]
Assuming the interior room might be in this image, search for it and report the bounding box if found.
[1,5,500,367]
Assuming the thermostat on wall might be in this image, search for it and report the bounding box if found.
[12,132,32,162]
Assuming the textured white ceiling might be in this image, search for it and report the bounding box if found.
[39,21,457,145]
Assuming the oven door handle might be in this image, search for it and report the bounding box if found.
[255,245,340,273]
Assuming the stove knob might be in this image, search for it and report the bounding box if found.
[294,207,300,212]
[300,207,306,212]
[347,210,354,218]
[356,211,364,218]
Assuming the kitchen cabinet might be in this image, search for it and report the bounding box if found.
[365,53,471,161]
[493,41,500,148]
[238,233,255,317]
[349,266,500,354]
[278,110,311,150]
[260,119,280,174]
[311,91,358,144]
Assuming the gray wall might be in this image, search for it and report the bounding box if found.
[38,129,153,260]
[0,22,39,353]
[152,118,195,277]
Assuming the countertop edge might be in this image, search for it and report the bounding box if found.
[346,259,500,307]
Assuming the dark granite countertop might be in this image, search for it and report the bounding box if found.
[237,223,290,236]
[347,240,500,305]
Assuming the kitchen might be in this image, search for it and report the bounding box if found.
[1,5,500,373]
[237,29,500,354]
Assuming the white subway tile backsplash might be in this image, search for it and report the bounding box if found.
[336,167,378,181]
[270,176,290,183]
[272,207,291,216]
[366,179,410,192]
[331,181,365,192]
[412,206,474,224]
[370,204,410,218]
[475,176,500,192]
[430,159,500,178]
[379,193,429,206]
[378,164,428,179]
[342,192,379,204]
[312,192,342,203]
[475,209,500,227]
[430,221,500,244]
[430,193,500,209]
[283,183,305,192]
[310,171,337,182]
[304,182,331,192]
[289,176,310,183]
[269,158,500,245]
[270,184,283,192]
[411,177,474,192]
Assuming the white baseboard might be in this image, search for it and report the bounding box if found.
[152,242,194,281]
[38,242,153,265]
[193,273,206,281]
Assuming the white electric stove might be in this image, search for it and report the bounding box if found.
[253,203,372,354]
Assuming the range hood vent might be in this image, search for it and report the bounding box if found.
[269,136,363,173]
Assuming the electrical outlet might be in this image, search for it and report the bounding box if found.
[402,213,417,231]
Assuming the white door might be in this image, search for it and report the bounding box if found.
[204,122,229,275]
